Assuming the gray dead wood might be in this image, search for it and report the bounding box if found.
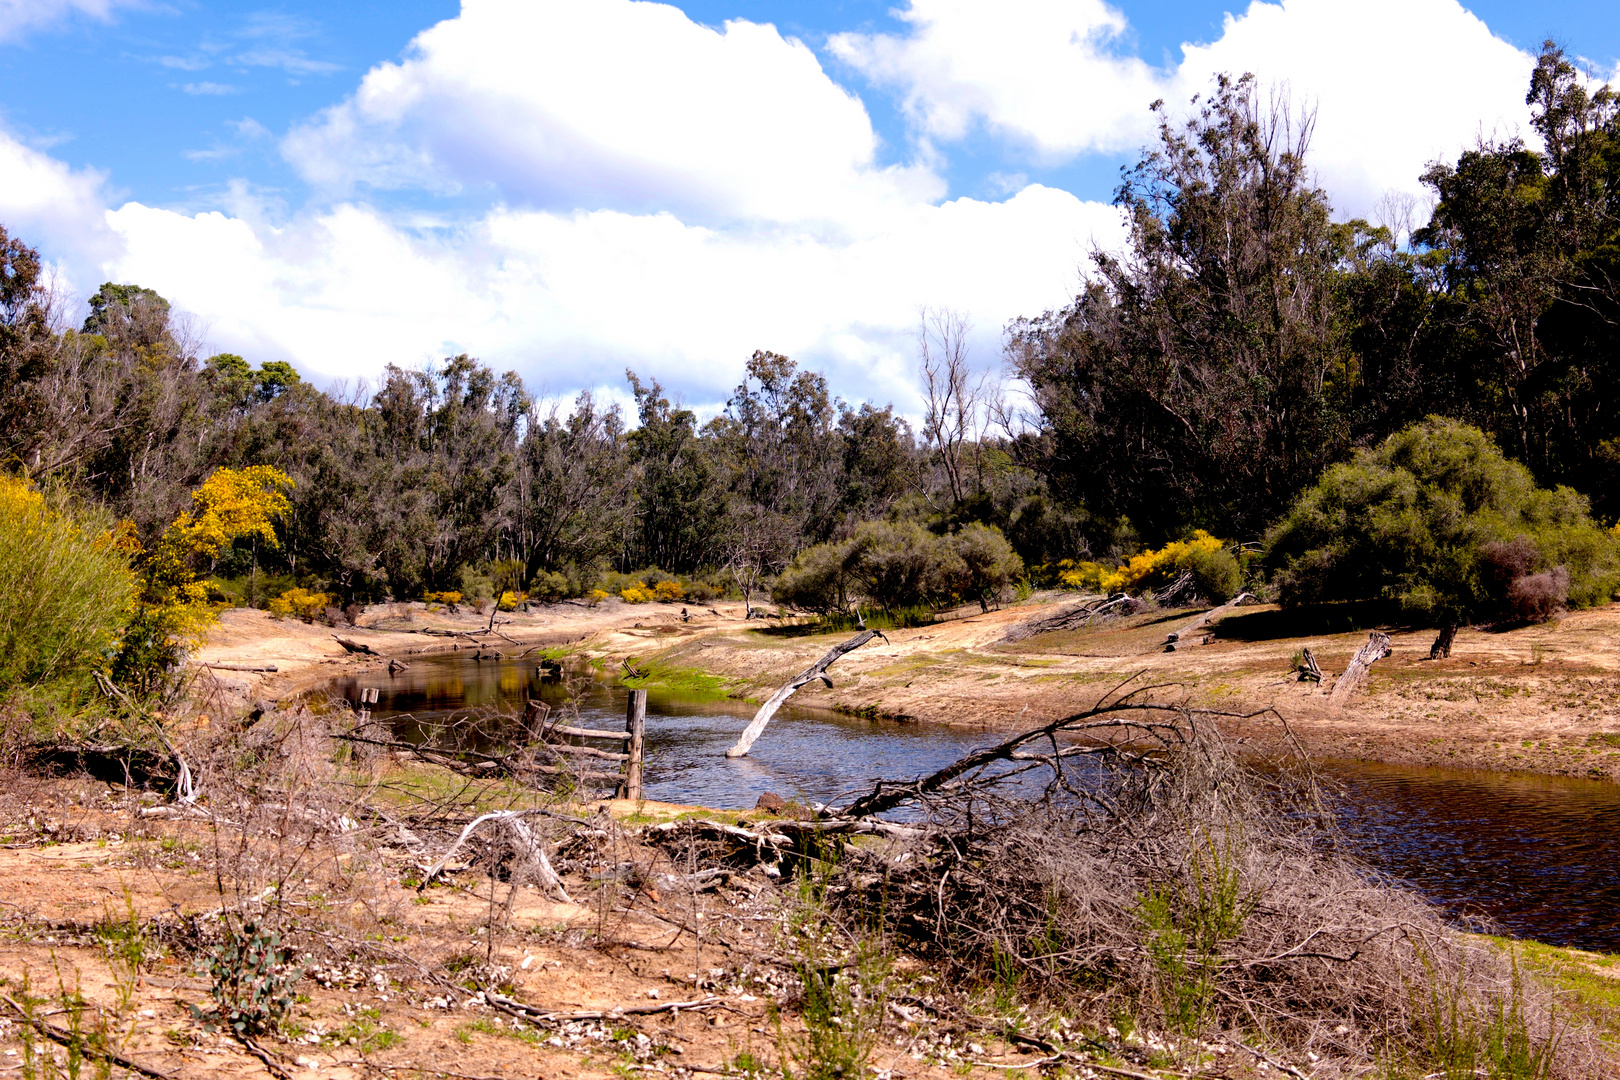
[418,810,572,902]
[1328,632,1393,707]
[202,661,280,672]
[1297,647,1324,683]
[332,634,382,656]
[1001,593,1142,643]
[1163,592,1253,651]
[725,630,885,758]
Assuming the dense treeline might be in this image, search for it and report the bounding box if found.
[3,43,1619,626]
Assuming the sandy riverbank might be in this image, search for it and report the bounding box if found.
[194,594,1620,782]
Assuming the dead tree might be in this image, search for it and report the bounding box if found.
[1329,632,1392,707]
[726,630,886,758]
[1430,623,1457,660]
[418,810,573,902]
[1296,647,1323,683]
[1163,591,1253,650]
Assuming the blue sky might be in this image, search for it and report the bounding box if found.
[3,0,1617,412]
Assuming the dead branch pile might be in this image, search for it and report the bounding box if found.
[806,695,1600,1077]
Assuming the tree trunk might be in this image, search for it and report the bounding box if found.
[1329,632,1393,707]
[1429,623,1457,660]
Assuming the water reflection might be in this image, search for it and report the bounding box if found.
[327,654,1620,952]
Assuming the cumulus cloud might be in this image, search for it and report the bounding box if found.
[97,186,1122,406]
[0,0,137,44]
[833,0,1538,215]
[828,0,1162,160]
[0,128,121,295]
[282,0,943,228]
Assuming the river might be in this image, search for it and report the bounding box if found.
[328,653,1620,952]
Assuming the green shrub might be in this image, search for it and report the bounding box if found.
[940,522,1024,612]
[527,569,570,603]
[0,474,137,702]
[1267,418,1620,624]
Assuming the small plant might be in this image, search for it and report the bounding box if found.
[191,920,302,1037]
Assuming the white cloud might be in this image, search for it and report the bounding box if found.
[0,0,137,44]
[828,0,1162,160]
[181,81,240,95]
[0,128,120,295]
[97,186,1123,406]
[833,0,1539,215]
[282,0,943,228]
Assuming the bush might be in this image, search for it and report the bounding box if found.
[651,580,685,602]
[267,587,336,621]
[0,475,138,701]
[620,586,653,604]
[527,570,570,603]
[773,541,855,614]
[423,590,462,611]
[1058,530,1241,603]
[941,523,1024,612]
[1267,418,1620,624]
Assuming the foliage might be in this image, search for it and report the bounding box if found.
[1266,418,1620,624]
[774,520,1022,615]
[1008,74,1359,541]
[191,921,302,1037]
[1059,530,1240,602]
[267,587,336,621]
[423,590,462,609]
[0,474,137,701]
[113,466,293,695]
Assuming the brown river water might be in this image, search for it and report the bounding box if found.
[328,653,1620,953]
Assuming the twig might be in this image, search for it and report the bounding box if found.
[0,992,175,1080]
[485,990,723,1024]
[235,1032,294,1080]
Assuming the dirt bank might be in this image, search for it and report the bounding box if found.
[195,596,1620,782]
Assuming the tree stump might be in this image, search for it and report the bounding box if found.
[1329,632,1393,707]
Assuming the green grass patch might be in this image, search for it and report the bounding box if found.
[617,656,737,699]
[1484,936,1620,1047]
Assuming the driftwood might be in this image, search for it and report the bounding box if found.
[1001,593,1142,643]
[1163,591,1253,651]
[201,661,280,672]
[332,634,382,656]
[1328,632,1393,707]
[725,630,886,758]
[418,810,572,902]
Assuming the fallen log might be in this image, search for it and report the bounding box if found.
[332,634,382,656]
[201,661,280,672]
[1163,592,1253,651]
[1328,632,1393,707]
[1001,593,1142,643]
[725,629,885,758]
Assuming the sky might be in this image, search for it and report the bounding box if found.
[4,0,1619,416]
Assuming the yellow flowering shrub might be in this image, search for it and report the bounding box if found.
[620,586,653,604]
[268,588,336,621]
[651,580,685,602]
[1058,532,1236,598]
[0,474,137,698]
[424,590,462,611]
[497,590,526,611]
[585,589,610,606]
[113,466,294,695]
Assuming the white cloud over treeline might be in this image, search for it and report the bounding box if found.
[0,0,1556,407]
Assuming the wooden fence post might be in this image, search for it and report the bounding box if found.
[620,688,646,801]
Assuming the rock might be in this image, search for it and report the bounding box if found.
[755,792,787,813]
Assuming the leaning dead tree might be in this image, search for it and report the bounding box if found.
[726,629,887,757]
[418,810,573,902]
[1001,593,1143,643]
[1328,631,1392,707]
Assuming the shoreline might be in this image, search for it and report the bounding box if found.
[193,595,1620,785]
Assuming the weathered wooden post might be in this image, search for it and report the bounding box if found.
[620,688,646,800]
